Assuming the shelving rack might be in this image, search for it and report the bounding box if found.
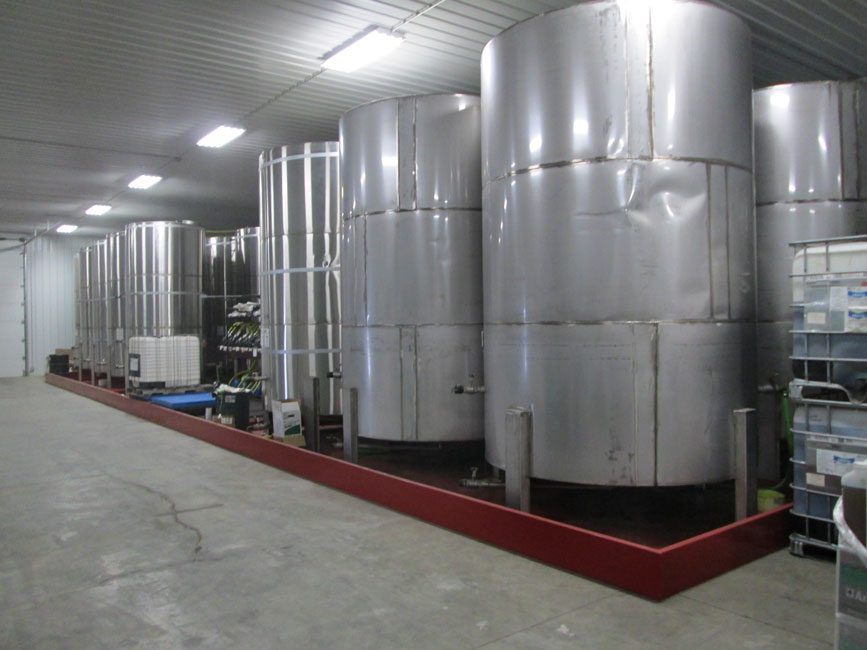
[789,235,867,555]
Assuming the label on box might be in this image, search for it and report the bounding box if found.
[816,449,867,476]
[839,557,867,619]
[831,286,849,310]
[806,472,826,487]
[261,329,270,347]
[806,311,827,325]
[846,308,867,332]
[848,287,867,307]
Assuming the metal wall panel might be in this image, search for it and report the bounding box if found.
[0,246,24,377]
[22,234,96,376]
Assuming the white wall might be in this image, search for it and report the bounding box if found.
[0,241,24,377]
[24,234,96,375]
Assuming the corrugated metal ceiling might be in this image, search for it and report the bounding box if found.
[0,0,865,235]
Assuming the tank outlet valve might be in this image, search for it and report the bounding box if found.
[453,384,485,394]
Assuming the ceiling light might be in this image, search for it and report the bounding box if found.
[56,224,79,234]
[128,174,162,189]
[769,92,790,109]
[197,125,246,148]
[321,27,404,73]
[85,204,112,216]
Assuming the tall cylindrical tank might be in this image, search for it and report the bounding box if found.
[88,239,110,378]
[202,227,261,378]
[481,1,755,485]
[235,227,260,298]
[340,94,484,441]
[754,81,867,389]
[259,143,341,414]
[203,234,234,376]
[75,250,89,371]
[107,230,127,378]
[125,221,204,339]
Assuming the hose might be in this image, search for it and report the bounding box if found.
[769,388,794,492]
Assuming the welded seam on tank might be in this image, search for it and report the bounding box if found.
[259,152,337,170]
[646,4,655,160]
[342,207,482,219]
[652,322,659,486]
[202,293,260,298]
[269,348,341,355]
[414,325,420,441]
[725,166,733,321]
[839,85,848,199]
[481,318,753,326]
[412,97,419,211]
[483,156,752,187]
[261,258,337,277]
[334,324,482,331]
[261,267,339,276]
[706,164,715,320]
[755,198,867,207]
[858,85,864,199]
[128,291,202,296]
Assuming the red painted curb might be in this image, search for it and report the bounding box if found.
[46,373,791,600]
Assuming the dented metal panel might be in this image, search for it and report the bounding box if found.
[484,323,657,486]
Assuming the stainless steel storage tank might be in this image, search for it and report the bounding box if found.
[754,81,867,390]
[202,227,261,378]
[235,227,260,298]
[340,94,484,441]
[125,221,204,339]
[88,239,110,379]
[107,230,127,378]
[260,143,341,414]
[75,250,89,372]
[203,234,234,375]
[481,1,755,485]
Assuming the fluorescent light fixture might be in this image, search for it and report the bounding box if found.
[321,26,404,73]
[85,204,112,216]
[197,125,246,148]
[128,174,162,189]
[56,224,79,234]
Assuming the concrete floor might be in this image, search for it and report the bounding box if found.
[0,377,837,649]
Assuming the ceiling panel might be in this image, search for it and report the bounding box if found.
[0,0,865,238]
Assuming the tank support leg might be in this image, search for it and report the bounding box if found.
[342,387,359,464]
[733,407,758,520]
[302,376,321,453]
[505,407,532,513]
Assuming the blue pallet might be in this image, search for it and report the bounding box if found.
[150,392,216,410]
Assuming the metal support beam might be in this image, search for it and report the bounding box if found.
[342,387,359,464]
[505,407,532,512]
[733,407,758,520]
[301,376,321,453]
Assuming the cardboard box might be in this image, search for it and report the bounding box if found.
[272,399,301,439]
